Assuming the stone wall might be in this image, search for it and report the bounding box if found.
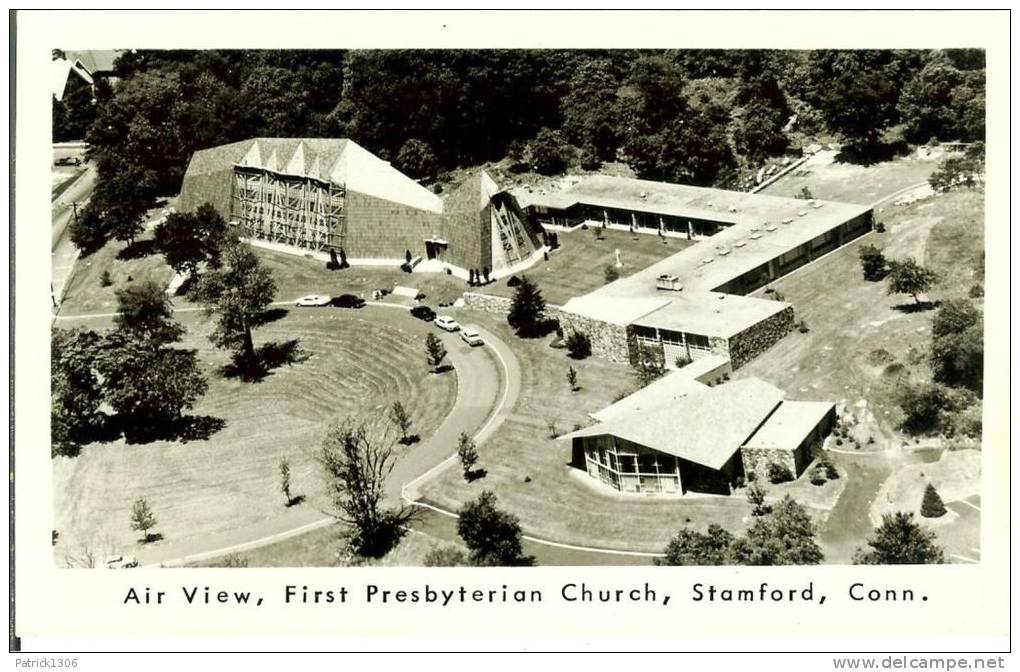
[727,305,795,369]
[740,446,800,482]
[462,292,514,315]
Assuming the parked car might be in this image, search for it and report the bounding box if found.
[435,315,460,332]
[331,293,365,309]
[295,294,331,307]
[104,554,138,569]
[460,328,484,347]
[410,305,436,322]
[54,156,82,167]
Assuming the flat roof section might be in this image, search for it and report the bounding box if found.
[558,295,670,326]
[742,400,835,451]
[632,291,791,339]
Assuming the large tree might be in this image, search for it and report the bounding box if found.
[456,490,533,567]
[930,299,983,393]
[854,512,945,565]
[155,203,234,277]
[112,280,185,346]
[807,50,921,160]
[507,276,547,338]
[656,524,735,566]
[98,332,207,429]
[51,327,104,456]
[559,59,624,162]
[732,52,790,162]
[886,258,938,306]
[731,496,823,565]
[194,242,277,367]
[68,203,111,256]
[97,282,206,430]
[318,420,409,557]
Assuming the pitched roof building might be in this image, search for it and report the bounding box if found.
[563,366,835,497]
[179,140,543,277]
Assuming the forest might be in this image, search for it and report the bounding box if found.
[54,48,985,209]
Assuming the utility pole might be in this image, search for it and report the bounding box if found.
[71,201,79,224]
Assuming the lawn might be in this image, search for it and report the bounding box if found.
[192,524,461,568]
[735,187,985,444]
[60,227,180,316]
[761,151,939,205]
[419,310,755,554]
[475,227,691,306]
[52,308,457,559]
[254,247,466,306]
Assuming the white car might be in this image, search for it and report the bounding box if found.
[295,294,331,307]
[434,315,460,332]
[460,328,483,347]
[105,554,138,569]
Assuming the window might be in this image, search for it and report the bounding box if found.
[660,329,684,347]
[684,332,711,351]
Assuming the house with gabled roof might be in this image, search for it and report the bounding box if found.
[562,368,835,497]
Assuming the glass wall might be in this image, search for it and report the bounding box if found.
[583,436,682,495]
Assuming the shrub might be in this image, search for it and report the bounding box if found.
[603,265,620,283]
[565,331,592,359]
[968,283,984,298]
[767,463,794,484]
[920,483,947,518]
[810,468,827,486]
[99,270,113,287]
[674,353,691,368]
[506,275,521,288]
[796,320,810,333]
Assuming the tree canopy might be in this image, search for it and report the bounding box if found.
[456,490,534,567]
[854,512,945,565]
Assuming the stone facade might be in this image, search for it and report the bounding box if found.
[740,445,801,482]
[727,305,795,369]
[557,311,634,365]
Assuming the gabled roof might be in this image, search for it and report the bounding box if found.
[182,138,442,213]
[564,378,785,470]
[591,371,707,423]
[743,400,834,451]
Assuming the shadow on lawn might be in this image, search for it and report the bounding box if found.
[222,339,310,382]
[121,414,227,445]
[893,300,941,314]
[116,239,158,261]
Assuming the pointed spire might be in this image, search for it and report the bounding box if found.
[264,148,279,173]
[239,140,262,168]
[285,141,306,175]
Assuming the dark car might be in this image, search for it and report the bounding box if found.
[331,293,365,309]
[410,305,436,322]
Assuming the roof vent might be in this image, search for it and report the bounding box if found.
[640,191,648,199]
[812,202,824,209]
[734,240,747,248]
[718,248,730,255]
[783,218,793,224]
[765,224,778,232]
[728,205,738,213]
[797,210,808,217]
[750,232,762,240]
[702,256,714,264]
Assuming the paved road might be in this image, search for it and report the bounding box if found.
[51,163,97,308]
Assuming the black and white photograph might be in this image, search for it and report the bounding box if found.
[11,8,1011,658]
